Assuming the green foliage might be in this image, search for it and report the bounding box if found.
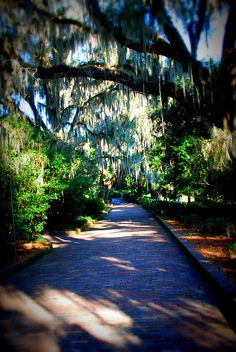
[148,134,208,200]
[171,135,208,198]
[138,195,236,235]
[74,216,94,228]
[122,175,142,199]
[145,99,236,202]
[228,243,236,251]
[35,235,49,245]
[13,151,51,236]
[49,152,103,226]
[108,189,123,199]
[83,197,106,217]
[0,114,103,243]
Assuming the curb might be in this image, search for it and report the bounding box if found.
[0,245,52,282]
[155,213,236,330]
[0,206,110,282]
[46,208,112,238]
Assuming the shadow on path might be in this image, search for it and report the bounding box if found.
[0,201,236,351]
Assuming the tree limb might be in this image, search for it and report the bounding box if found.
[36,63,191,105]
[70,84,119,130]
[85,0,207,85]
[25,91,48,129]
[187,0,207,58]
[16,0,93,32]
[85,0,181,60]
[148,0,191,62]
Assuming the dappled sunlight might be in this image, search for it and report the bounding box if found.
[51,236,73,249]
[111,222,158,228]
[100,257,132,264]
[147,302,177,317]
[0,286,62,352]
[38,288,141,348]
[77,230,138,240]
[1,283,236,351]
[98,220,153,227]
[0,286,57,327]
[0,285,141,349]
[72,214,168,243]
[43,233,74,249]
[111,203,138,209]
[156,267,168,272]
[76,226,167,242]
[54,236,72,243]
[109,208,124,213]
[100,257,137,271]
[1,203,236,351]
[173,297,236,349]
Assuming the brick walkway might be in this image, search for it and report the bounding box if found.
[0,201,236,351]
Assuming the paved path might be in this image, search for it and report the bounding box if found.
[0,201,236,351]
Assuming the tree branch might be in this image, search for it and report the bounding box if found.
[148,0,191,62]
[17,0,93,33]
[36,62,214,133]
[15,0,206,85]
[85,0,207,86]
[85,0,182,60]
[187,0,207,58]
[70,85,119,129]
[36,63,191,105]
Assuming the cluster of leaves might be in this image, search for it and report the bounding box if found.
[138,196,236,236]
[148,134,209,200]
[116,96,236,206]
[0,113,105,249]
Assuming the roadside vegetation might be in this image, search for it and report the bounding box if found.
[0,114,106,264]
[0,1,235,272]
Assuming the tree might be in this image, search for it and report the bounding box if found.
[1,1,235,254]
[0,0,235,151]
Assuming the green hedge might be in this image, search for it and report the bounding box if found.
[138,196,236,236]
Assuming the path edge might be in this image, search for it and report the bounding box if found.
[0,246,52,282]
[153,212,236,329]
[0,208,112,282]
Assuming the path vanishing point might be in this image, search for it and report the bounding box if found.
[0,200,236,351]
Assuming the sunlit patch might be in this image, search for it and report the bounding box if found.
[100,256,131,264]
[38,288,141,347]
[129,299,140,305]
[52,243,69,248]
[78,227,167,242]
[156,267,167,272]
[106,289,123,298]
[99,256,137,270]
[43,234,73,248]
[173,298,236,349]
[148,302,177,317]
[114,263,137,271]
[54,236,72,243]
[110,208,124,212]
[0,286,62,352]
[0,286,57,327]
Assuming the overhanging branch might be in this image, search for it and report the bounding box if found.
[36,63,190,105]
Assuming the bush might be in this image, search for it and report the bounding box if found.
[75,215,93,228]
[0,114,103,243]
[83,197,106,216]
[108,189,123,199]
[138,195,236,235]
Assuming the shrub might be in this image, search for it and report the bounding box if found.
[83,197,107,216]
[108,189,123,199]
[0,114,103,243]
[138,196,236,235]
[75,215,93,228]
